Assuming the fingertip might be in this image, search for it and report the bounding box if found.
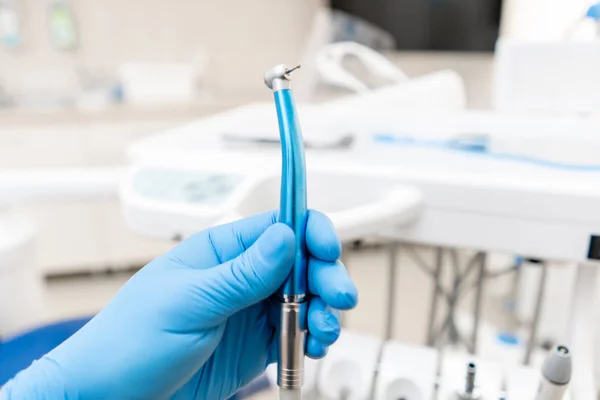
[169,210,281,269]
[306,336,328,359]
[259,223,295,264]
[309,259,359,310]
[308,298,341,345]
[334,285,359,310]
[314,312,341,345]
[268,222,295,241]
[306,210,341,262]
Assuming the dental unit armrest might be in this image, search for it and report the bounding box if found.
[315,41,409,93]
[328,186,422,242]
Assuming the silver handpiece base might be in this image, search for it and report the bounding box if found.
[278,302,307,390]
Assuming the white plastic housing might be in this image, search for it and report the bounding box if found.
[318,330,382,400]
[121,162,422,242]
[128,103,600,264]
[375,341,438,400]
[494,39,600,115]
[506,366,540,400]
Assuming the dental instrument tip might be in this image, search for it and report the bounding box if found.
[285,65,301,74]
[536,345,571,400]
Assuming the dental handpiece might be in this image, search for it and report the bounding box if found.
[264,64,308,398]
[535,345,572,400]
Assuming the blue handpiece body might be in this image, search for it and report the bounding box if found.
[274,88,308,299]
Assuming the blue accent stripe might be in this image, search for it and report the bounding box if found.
[275,89,308,298]
[373,133,600,172]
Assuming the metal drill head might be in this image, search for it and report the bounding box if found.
[264,64,301,89]
[285,65,301,75]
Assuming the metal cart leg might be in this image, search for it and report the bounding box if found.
[524,261,547,365]
[427,248,444,346]
[471,252,486,354]
[385,241,400,341]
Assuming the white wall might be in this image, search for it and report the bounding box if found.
[0,0,325,97]
[500,0,594,41]
[0,0,326,273]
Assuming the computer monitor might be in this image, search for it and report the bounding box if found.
[330,0,503,51]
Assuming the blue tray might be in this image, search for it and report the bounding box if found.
[0,317,91,385]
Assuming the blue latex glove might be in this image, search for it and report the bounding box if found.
[2,210,357,400]
[587,2,600,20]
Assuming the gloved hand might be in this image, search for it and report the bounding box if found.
[587,2,600,20]
[1,210,357,400]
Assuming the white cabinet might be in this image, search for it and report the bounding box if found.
[0,116,184,275]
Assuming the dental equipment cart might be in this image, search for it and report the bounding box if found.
[121,97,600,398]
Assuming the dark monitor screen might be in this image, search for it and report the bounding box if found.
[330,0,503,51]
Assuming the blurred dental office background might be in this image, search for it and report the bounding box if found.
[2,0,600,398]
